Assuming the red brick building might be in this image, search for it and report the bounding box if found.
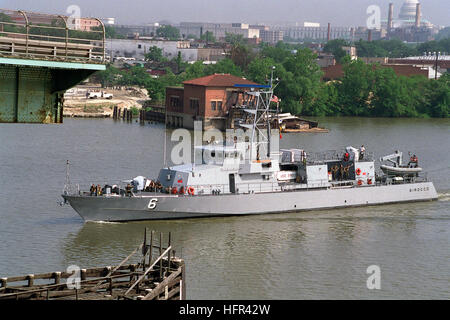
[322,63,430,81]
[165,74,258,129]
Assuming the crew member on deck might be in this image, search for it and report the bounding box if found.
[360,145,366,160]
[90,184,96,196]
[410,154,418,168]
[339,164,344,181]
[126,184,132,196]
[343,152,349,162]
[331,165,339,180]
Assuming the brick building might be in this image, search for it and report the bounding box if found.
[321,63,430,81]
[165,74,258,130]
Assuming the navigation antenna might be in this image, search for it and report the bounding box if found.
[235,66,278,160]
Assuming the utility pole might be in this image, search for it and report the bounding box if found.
[434,52,439,80]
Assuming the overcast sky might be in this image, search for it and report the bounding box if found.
[1,0,448,27]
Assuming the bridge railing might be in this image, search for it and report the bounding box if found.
[0,8,105,63]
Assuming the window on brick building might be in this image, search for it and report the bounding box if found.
[210,100,222,111]
[190,98,199,110]
[170,96,181,108]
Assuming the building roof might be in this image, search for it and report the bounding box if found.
[183,73,259,87]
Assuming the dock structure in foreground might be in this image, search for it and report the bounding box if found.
[0,8,106,123]
[0,230,185,300]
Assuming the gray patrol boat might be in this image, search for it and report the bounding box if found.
[62,83,438,222]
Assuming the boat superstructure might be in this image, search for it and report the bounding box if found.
[62,81,438,222]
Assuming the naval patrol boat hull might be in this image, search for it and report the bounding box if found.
[63,181,437,222]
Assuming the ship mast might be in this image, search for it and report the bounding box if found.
[235,67,277,161]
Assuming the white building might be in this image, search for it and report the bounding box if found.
[106,39,198,62]
[178,22,260,40]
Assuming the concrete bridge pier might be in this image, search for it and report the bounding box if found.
[0,58,104,123]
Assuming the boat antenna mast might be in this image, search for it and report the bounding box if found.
[235,66,278,161]
[63,160,71,195]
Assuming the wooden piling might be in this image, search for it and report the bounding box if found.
[54,272,61,285]
[27,274,34,287]
[159,232,163,279]
[149,230,153,275]
[168,232,172,273]
[0,230,184,301]
[113,106,117,119]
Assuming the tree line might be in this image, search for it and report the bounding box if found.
[94,39,449,118]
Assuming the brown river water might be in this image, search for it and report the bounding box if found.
[0,117,449,299]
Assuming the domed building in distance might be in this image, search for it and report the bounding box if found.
[398,0,420,20]
[381,1,439,42]
[392,0,432,28]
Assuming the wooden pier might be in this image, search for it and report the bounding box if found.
[0,230,185,300]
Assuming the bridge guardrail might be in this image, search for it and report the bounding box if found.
[0,8,105,63]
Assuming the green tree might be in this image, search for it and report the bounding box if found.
[277,48,323,115]
[324,39,348,63]
[337,58,375,116]
[245,57,276,85]
[182,61,206,81]
[435,27,450,41]
[225,33,245,45]
[95,65,123,87]
[156,25,180,40]
[200,31,216,42]
[428,73,450,117]
[260,43,292,63]
[370,68,417,117]
[204,58,243,77]
[230,43,255,71]
[102,25,124,39]
[145,46,166,62]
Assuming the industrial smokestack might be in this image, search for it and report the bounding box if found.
[387,3,394,32]
[368,29,372,42]
[415,3,421,28]
[327,23,331,41]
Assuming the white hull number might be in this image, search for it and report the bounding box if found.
[148,198,158,210]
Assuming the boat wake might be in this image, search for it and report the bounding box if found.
[437,192,450,202]
[86,220,121,224]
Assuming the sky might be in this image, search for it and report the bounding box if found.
[1,0,448,27]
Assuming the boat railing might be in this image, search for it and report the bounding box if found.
[186,182,282,195]
[65,171,430,198]
[306,150,374,164]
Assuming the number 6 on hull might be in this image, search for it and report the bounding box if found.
[148,198,158,210]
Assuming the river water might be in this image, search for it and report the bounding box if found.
[0,117,449,299]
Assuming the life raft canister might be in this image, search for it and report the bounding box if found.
[356,168,361,175]
[187,187,195,196]
[357,180,363,186]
